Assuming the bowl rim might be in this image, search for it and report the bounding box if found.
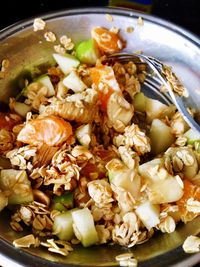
[0,6,200,267]
[0,6,200,44]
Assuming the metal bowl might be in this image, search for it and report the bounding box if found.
[0,7,200,267]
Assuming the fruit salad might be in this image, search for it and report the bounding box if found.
[0,19,200,259]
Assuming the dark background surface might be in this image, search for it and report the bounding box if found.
[0,0,200,37]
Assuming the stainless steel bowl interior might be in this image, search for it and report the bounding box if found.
[0,7,200,267]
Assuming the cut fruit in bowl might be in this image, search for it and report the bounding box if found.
[0,7,200,267]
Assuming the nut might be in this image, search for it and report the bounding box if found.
[33,189,50,206]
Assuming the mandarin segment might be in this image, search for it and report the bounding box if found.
[91,27,125,54]
[177,180,200,222]
[17,115,72,146]
[90,65,120,109]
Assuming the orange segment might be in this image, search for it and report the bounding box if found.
[91,27,125,54]
[90,65,120,110]
[17,115,72,146]
[177,180,200,223]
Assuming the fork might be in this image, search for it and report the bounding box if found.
[106,52,200,133]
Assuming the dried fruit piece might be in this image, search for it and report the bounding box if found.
[0,112,21,131]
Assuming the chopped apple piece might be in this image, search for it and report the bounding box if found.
[149,119,175,155]
[76,39,101,65]
[138,158,164,181]
[148,177,184,204]
[52,192,74,211]
[136,201,160,230]
[75,124,92,147]
[53,53,80,75]
[139,156,183,203]
[146,97,175,123]
[133,92,147,112]
[63,70,87,93]
[23,75,55,98]
[36,75,55,97]
[184,128,200,145]
[72,208,99,247]
[13,102,32,118]
[106,159,141,199]
[0,169,33,205]
[53,211,74,241]
[107,92,134,132]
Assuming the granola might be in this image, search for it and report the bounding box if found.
[137,16,144,26]
[13,234,40,248]
[41,239,73,256]
[182,235,200,253]
[44,31,57,42]
[33,18,46,32]
[105,14,113,22]
[163,65,188,97]
[60,35,74,51]
[115,124,151,154]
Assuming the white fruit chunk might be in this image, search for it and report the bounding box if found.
[36,75,55,97]
[138,158,164,181]
[184,128,200,144]
[13,102,32,118]
[148,177,183,204]
[76,39,100,65]
[53,211,74,241]
[107,92,134,132]
[107,159,141,199]
[136,201,160,230]
[63,70,87,93]
[75,124,92,147]
[149,119,175,155]
[133,92,147,112]
[23,75,55,98]
[0,169,33,205]
[53,53,80,75]
[146,97,175,123]
[72,208,99,247]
